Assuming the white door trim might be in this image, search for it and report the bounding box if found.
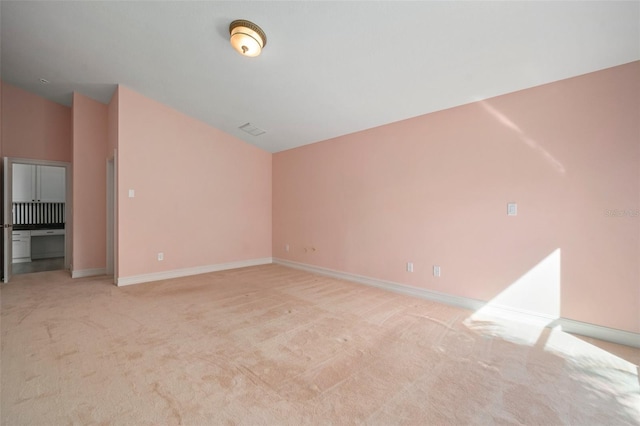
[2,157,72,282]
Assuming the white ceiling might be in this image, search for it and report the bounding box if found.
[2,1,638,153]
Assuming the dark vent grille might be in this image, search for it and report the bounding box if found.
[13,203,65,225]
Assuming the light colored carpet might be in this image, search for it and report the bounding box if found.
[1,264,638,425]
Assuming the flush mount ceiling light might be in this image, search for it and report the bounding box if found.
[229,19,267,57]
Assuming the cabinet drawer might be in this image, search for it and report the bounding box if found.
[12,230,31,238]
[30,229,65,236]
[12,235,31,261]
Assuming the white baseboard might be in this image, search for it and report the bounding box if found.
[116,257,273,287]
[275,258,485,309]
[72,268,107,278]
[559,318,640,349]
[273,258,640,348]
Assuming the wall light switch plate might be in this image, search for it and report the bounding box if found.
[128,189,135,198]
[507,202,517,216]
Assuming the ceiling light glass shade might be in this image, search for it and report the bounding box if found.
[229,20,267,57]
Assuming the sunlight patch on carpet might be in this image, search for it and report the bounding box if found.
[464,249,561,346]
[543,328,640,421]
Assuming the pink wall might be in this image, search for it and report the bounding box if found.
[116,86,272,278]
[273,62,640,333]
[107,88,119,157]
[72,93,108,272]
[1,82,71,162]
[107,88,119,278]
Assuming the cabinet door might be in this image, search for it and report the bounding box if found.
[37,166,66,202]
[12,232,31,260]
[12,164,36,202]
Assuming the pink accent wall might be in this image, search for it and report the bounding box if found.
[273,62,640,333]
[1,82,71,162]
[116,86,272,278]
[72,93,108,272]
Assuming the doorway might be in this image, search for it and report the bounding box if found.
[3,157,72,282]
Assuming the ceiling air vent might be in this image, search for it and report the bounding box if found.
[238,122,266,136]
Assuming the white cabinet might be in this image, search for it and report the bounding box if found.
[12,164,66,203]
[12,231,31,263]
[38,166,66,202]
[12,164,35,202]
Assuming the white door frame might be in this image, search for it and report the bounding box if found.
[3,157,72,282]
[3,158,12,283]
[105,149,118,284]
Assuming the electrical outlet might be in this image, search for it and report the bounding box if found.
[285,244,289,252]
[433,265,441,277]
[507,202,517,216]
[407,262,414,272]
[157,252,164,261]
